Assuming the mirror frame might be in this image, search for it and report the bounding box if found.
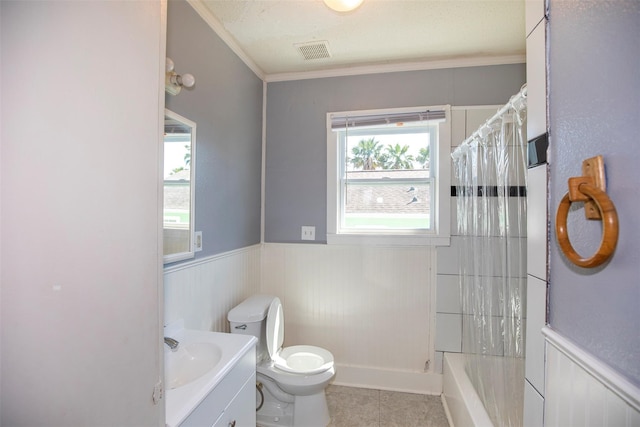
[163,109,196,264]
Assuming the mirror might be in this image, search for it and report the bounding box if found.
[163,109,196,264]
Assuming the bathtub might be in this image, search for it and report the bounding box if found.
[442,353,493,427]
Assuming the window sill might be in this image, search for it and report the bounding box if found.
[327,233,450,247]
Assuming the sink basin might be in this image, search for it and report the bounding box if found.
[165,342,222,389]
[164,323,258,427]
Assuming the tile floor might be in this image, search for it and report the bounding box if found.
[326,385,450,427]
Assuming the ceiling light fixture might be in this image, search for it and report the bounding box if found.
[323,0,363,13]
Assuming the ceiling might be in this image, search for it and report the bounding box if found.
[193,0,526,80]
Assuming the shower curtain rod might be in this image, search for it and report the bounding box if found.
[453,84,528,155]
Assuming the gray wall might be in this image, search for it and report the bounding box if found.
[265,64,526,243]
[166,0,263,259]
[548,0,640,386]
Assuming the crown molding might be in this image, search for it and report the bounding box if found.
[264,54,526,82]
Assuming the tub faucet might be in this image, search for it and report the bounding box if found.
[164,337,179,351]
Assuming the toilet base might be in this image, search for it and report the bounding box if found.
[293,393,330,427]
[256,399,293,427]
[257,374,330,427]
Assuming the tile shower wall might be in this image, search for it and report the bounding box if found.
[435,108,492,365]
[524,0,548,424]
[261,243,441,394]
[435,106,528,371]
[164,245,261,332]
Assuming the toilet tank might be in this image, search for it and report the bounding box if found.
[228,294,275,362]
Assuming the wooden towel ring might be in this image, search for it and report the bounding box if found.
[555,182,619,268]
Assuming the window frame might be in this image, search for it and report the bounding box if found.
[327,105,451,246]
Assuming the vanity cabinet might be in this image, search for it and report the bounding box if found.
[212,376,255,427]
[179,345,256,427]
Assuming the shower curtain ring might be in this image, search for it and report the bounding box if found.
[555,182,619,268]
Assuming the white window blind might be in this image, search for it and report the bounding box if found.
[330,109,446,130]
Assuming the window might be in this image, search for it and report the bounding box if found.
[327,106,451,245]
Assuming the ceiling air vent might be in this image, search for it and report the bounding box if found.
[295,41,331,61]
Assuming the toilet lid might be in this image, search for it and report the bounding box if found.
[266,298,334,374]
[266,297,284,360]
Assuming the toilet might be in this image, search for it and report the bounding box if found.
[228,294,335,427]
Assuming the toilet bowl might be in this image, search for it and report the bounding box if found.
[228,295,335,427]
[265,297,334,376]
[258,362,335,396]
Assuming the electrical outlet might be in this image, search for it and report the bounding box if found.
[301,226,315,241]
[194,231,203,252]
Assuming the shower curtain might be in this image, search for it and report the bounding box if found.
[452,89,527,427]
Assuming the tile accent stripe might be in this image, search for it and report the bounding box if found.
[451,186,527,197]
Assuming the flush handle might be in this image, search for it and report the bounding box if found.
[234,324,247,330]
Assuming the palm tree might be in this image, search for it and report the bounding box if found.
[383,143,414,170]
[183,144,191,166]
[416,146,430,169]
[349,138,384,170]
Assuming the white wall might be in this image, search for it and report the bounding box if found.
[543,328,640,427]
[164,242,440,394]
[0,0,3,412]
[262,243,441,394]
[164,245,261,332]
[1,1,166,425]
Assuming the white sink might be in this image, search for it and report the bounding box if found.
[165,342,222,389]
[163,322,257,427]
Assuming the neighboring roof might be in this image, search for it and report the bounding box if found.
[345,169,430,214]
[164,168,430,214]
[164,169,191,210]
[164,186,190,210]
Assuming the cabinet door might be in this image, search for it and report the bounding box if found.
[213,376,256,427]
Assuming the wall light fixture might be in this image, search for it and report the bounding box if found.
[165,58,195,96]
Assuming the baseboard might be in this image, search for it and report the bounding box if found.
[331,363,442,395]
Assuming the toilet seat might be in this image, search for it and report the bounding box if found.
[266,298,334,375]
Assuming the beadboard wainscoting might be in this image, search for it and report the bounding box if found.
[543,327,640,427]
[261,243,441,394]
[164,244,261,332]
